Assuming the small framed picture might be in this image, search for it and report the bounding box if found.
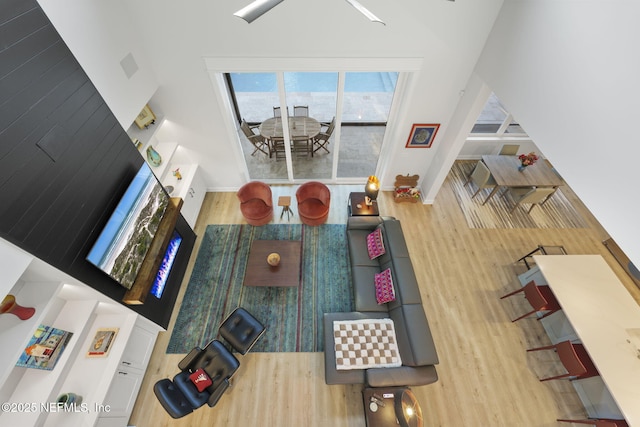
[134,104,156,129]
[86,327,119,358]
[405,124,440,148]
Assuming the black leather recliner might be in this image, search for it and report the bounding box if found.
[154,307,265,418]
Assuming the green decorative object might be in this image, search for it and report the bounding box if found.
[146,145,162,167]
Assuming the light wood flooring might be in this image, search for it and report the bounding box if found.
[129,176,640,427]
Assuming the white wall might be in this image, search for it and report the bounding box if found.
[37,0,159,129]
[41,0,502,191]
[474,0,640,265]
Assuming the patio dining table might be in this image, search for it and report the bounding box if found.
[259,116,321,140]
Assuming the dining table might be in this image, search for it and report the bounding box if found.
[259,116,321,140]
[529,255,640,425]
[481,155,563,203]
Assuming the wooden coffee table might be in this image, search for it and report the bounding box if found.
[243,240,302,287]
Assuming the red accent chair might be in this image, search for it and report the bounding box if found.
[296,182,330,226]
[237,181,273,226]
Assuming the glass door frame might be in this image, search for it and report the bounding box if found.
[205,56,423,185]
[226,70,407,184]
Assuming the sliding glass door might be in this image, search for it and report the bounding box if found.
[228,72,287,179]
[283,72,337,180]
[337,72,397,178]
[227,71,397,182]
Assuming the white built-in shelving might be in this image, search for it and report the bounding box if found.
[126,98,206,229]
[0,239,161,427]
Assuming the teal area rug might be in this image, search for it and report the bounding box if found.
[167,224,353,353]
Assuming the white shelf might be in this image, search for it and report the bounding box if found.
[161,162,195,198]
[0,280,64,387]
[1,239,162,427]
[125,102,165,148]
[0,239,33,299]
[43,312,137,427]
[146,141,178,181]
[2,299,97,426]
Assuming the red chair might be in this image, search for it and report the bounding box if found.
[500,280,561,322]
[557,418,628,426]
[237,181,273,226]
[296,182,330,226]
[527,340,599,382]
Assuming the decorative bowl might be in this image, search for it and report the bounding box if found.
[267,252,281,267]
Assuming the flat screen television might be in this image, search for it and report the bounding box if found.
[86,163,169,289]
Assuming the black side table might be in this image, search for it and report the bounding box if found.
[362,387,423,427]
[348,192,379,216]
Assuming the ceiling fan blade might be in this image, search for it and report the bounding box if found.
[234,0,285,23]
[344,0,385,25]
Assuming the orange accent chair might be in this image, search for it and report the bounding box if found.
[527,340,599,382]
[500,280,561,322]
[296,182,330,226]
[237,181,273,226]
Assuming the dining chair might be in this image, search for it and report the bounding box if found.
[517,244,567,270]
[319,116,335,132]
[313,117,336,154]
[557,418,628,426]
[270,137,286,160]
[527,340,599,382]
[463,160,497,204]
[291,135,312,157]
[502,186,557,213]
[293,105,309,117]
[273,106,289,117]
[500,280,561,322]
[239,119,269,156]
[499,144,520,155]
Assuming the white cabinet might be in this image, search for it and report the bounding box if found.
[120,322,156,371]
[96,320,156,423]
[163,164,206,228]
[0,239,161,427]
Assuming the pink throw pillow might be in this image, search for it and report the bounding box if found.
[366,228,386,259]
[374,268,396,304]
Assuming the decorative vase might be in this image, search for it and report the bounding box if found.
[57,393,82,406]
[518,165,527,172]
[1,294,36,320]
[146,145,162,167]
[267,252,281,267]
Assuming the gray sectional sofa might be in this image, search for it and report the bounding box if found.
[323,216,439,387]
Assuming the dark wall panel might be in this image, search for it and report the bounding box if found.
[0,0,195,329]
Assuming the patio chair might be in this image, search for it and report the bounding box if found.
[291,135,312,157]
[240,119,269,156]
[313,117,336,154]
[293,105,309,117]
[273,106,289,117]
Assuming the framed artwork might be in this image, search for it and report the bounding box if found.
[16,325,73,370]
[86,327,119,358]
[405,124,440,148]
[134,104,156,129]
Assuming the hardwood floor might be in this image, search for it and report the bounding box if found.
[129,174,640,426]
